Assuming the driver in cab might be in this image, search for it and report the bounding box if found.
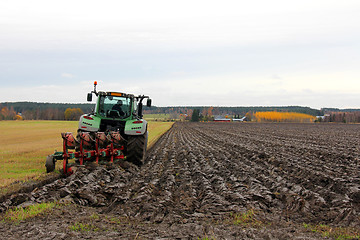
[112,100,125,116]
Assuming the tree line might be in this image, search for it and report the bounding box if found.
[145,106,323,117]
[319,112,360,123]
[0,102,93,120]
[2,101,360,123]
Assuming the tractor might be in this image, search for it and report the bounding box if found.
[45,81,152,175]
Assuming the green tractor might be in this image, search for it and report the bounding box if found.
[45,81,152,174]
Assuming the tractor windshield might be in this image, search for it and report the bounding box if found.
[97,95,131,119]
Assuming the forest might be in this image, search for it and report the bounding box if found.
[0,102,93,120]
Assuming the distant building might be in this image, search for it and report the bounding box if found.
[233,116,246,122]
[316,114,329,121]
[214,115,231,122]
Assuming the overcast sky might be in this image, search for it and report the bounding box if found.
[0,0,359,109]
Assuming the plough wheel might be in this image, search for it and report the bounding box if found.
[45,155,55,173]
[126,132,147,166]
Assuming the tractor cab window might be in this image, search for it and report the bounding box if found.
[98,95,131,119]
[133,99,138,116]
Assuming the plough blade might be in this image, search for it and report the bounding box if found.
[61,132,77,149]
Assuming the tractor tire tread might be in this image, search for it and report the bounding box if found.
[126,134,147,166]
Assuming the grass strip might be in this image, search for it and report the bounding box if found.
[303,223,360,240]
[2,202,56,223]
[69,222,99,232]
[230,209,263,227]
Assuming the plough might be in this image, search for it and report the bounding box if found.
[46,131,125,175]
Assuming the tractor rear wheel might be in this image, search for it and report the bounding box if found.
[45,155,55,173]
[126,132,148,166]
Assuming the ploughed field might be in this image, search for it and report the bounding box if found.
[1,122,360,239]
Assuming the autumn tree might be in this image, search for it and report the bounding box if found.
[14,114,23,120]
[0,107,16,120]
[207,107,213,117]
[64,108,83,120]
[245,112,253,121]
[201,108,207,117]
[253,111,316,123]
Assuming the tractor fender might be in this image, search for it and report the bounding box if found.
[124,119,148,135]
[78,114,100,132]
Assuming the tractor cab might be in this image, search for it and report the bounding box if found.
[86,82,151,120]
[96,93,132,119]
[79,82,151,133]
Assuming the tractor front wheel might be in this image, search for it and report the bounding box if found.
[126,132,148,166]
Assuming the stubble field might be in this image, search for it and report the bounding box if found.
[0,120,173,188]
[1,122,360,239]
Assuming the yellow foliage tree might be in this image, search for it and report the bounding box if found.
[14,114,23,120]
[64,108,83,120]
[253,111,316,123]
[245,112,252,121]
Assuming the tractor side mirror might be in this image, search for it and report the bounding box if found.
[146,99,152,107]
[87,93,92,102]
[138,102,143,118]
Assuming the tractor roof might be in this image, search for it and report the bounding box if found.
[98,91,135,98]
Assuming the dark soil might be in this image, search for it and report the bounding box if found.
[1,122,360,239]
